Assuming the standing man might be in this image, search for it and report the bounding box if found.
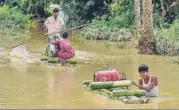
[44,8,67,57]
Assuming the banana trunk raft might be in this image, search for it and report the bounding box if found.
[83,80,150,104]
[40,56,78,65]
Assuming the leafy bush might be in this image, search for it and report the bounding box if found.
[0,5,34,45]
[153,13,170,28]
[154,19,179,56]
[86,0,133,29]
[83,27,133,41]
[0,5,34,29]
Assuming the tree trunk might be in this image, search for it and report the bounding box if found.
[134,0,141,29]
[138,0,157,55]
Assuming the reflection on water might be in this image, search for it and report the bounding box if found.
[9,57,28,72]
[47,68,75,91]
[0,30,179,108]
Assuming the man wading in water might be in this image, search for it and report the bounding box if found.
[44,8,67,57]
[132,64,159,97]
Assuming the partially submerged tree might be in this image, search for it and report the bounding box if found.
[138,0,157,54]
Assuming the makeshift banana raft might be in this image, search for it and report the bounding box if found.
[83,80,150,104]
[40,56,77,65]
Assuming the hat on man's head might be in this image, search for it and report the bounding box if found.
[49,3,62,11]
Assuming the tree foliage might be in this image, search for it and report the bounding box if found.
[1,0,179,28]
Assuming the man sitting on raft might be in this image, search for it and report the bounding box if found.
[132,64,158,97]
[54,32,75,64]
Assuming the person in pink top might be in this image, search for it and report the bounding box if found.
[55,32,75,64]
[44,8,67,57]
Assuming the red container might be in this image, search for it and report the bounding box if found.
[93,70,120,82]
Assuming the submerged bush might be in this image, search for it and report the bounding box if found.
[154,19,179,56]
[82,18,179,56]
[83,27,133,41]
[80,26,139,49]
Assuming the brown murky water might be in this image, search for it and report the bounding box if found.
[0,28,179,109]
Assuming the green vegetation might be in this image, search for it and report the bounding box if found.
[77,0,179,56]
[1,0,179,56]
[154,19,179,56]
[0,5,35,47]
[0,5,28,29]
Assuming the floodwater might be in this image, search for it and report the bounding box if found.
[0,27,179,109]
